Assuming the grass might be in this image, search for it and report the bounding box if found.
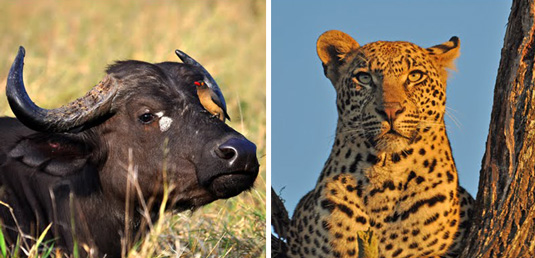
[0,0,266,257]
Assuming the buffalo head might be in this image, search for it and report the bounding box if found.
[0,47,259,256]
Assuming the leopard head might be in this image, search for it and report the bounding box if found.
[317,30,460,153]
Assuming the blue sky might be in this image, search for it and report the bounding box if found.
[271,0,512,215]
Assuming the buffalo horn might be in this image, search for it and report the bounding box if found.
[174,49,228,118]
[6,46,118,133]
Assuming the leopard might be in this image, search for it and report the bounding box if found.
[286,30,474,258]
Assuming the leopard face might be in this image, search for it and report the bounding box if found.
[319,32,459,153]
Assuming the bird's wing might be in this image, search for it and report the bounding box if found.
[175,50,229,119]
[209,90,231,121]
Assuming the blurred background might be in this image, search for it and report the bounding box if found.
[0,0,265,257]
[272,0,511,217]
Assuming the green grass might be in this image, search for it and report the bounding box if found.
[0,0,266,257]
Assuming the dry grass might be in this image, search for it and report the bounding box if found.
[0,0,266,257]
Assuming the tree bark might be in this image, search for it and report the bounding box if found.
[460,0,535,257]
[271,187,290,257]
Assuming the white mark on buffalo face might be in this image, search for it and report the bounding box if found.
[155,112,173,132]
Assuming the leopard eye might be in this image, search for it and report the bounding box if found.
[355,72,372,85]
[408,70,425,83]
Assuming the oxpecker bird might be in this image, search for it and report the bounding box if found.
[175,50,230,122]
[194,80,230,121]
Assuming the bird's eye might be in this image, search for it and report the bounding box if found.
[139,113,155,124]
[355,72,372,85]
[408,70,425,83]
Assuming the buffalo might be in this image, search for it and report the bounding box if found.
[0,47,259,257]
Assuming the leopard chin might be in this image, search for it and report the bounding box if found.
[374,133,410,153]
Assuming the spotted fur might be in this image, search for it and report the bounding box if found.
[287,30,474,258]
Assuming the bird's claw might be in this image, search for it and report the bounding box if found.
[199,109,221,120]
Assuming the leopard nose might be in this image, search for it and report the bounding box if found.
[376,102,405,122]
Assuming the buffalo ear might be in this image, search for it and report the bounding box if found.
[317,30,360,81]
[8,134,92,177]
[427,36,461,71]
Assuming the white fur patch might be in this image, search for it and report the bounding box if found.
[155,112,173,132]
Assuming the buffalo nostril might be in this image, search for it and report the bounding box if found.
[216,145,237,160]
[215,138,257,168]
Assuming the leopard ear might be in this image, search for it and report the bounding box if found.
[427,36,460,70]
[317,30,360,78]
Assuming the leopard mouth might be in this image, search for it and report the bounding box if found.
[370,128,415,153]
[376,128,410,140]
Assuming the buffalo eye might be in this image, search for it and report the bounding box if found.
[138,113,155,124]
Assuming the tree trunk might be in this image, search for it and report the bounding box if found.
[271,187,290,257]
[460,0,535,257]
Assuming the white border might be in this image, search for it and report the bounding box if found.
[266,0,272,256]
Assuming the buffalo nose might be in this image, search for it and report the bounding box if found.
[376,102,405,123]
[215,138,258,170]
